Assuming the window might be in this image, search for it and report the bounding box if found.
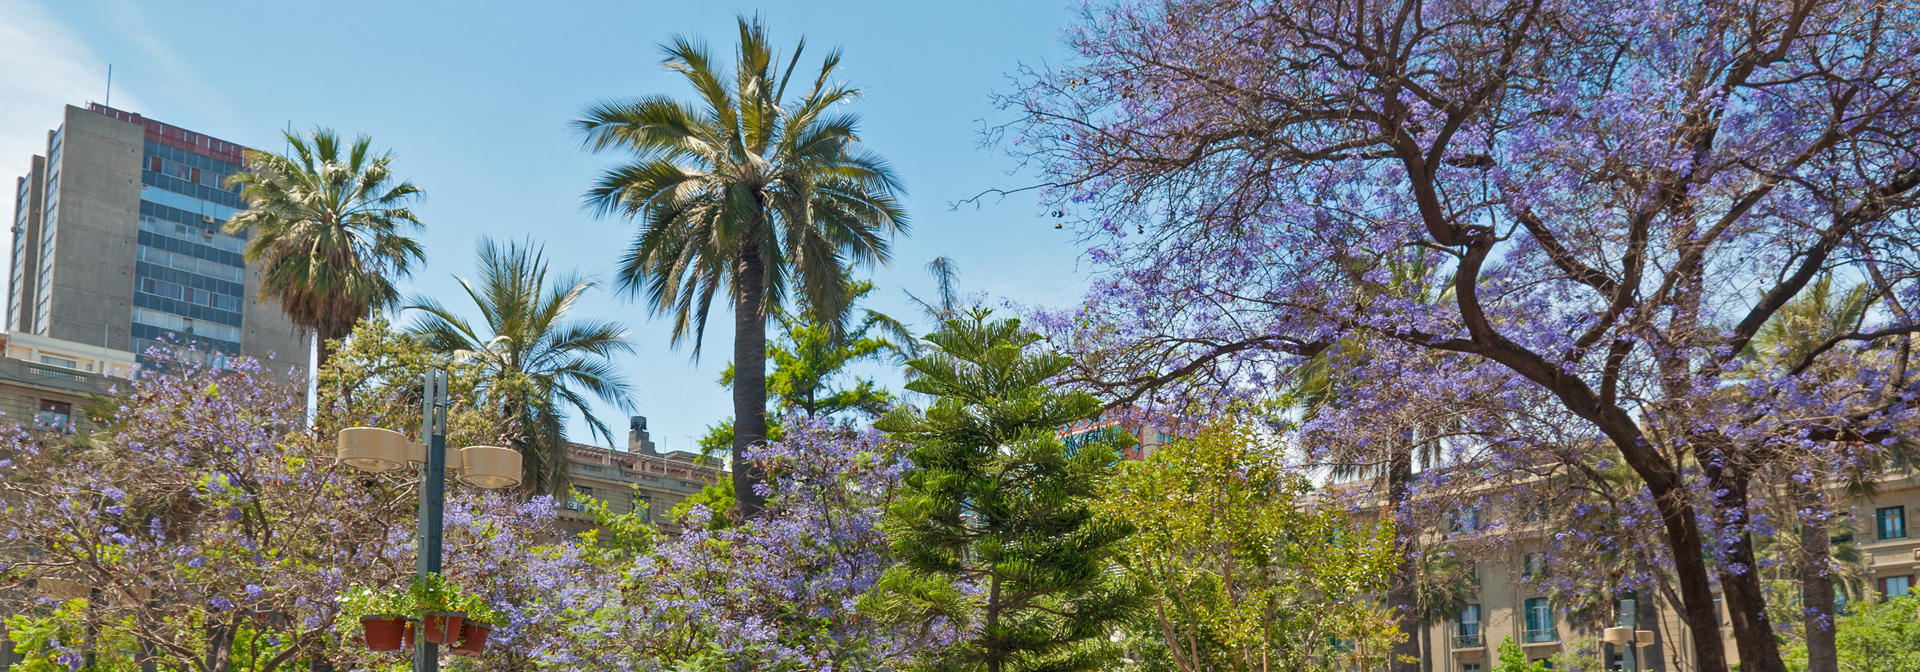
[636,493,653,521]
[1713,596,1725,625]
[1524,598,1555,643]
[38,355,78,369]
[1877,506,1907,540]
[1461,665,1482,672]
[1455,604,1482,648]
[1450,507,1481,532]
[37,400,71,431]
[1524,553,1546,579]
[1879,575,1912,600]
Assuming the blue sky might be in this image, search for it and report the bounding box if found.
[0,0,1095,452]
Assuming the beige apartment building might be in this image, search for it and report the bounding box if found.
[556,415,727,536]
[1407,468,1920,672]
[0,331,137,433]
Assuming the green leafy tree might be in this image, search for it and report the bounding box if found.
[576,14,909,517]
[1491,636,1550,672]
[1835,594,1920,672]
[1102,424,1401,672]
[225,129,425,366]
[405,238,635,495]
[872,310,1144,672]
[312,316,494,448]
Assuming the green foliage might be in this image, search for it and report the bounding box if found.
[1492,636,1551,672]
[1546,637,1607,671]
[409,573,461,613]
[756,280,914,418]
[581,487,664,552]
[873,309,1146,672]
[669,475,737,531]
[1102,424,1402,672]
[1835,594,1920,672]
[3,599,131,672]
[338,585,414,619]
[336,574,500,627]
[314,315,495,449]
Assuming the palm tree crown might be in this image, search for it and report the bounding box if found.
[225,129,425,363]
[575,14,908,516]
[405,238,635,495]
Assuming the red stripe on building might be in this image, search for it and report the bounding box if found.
[88,104,249,166]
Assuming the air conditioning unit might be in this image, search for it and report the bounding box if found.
[200,215,214,225]
[562,501,583,511]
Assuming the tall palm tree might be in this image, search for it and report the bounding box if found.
[225,129,425,368]
[405,238,635,495]
[1745,274,1885,672]
[1288,251,1456,672]
[575,15,908,516]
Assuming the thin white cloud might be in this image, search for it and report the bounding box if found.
[0,0,144,323]
[98,0,232,127]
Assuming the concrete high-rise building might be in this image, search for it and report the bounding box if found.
[7,104,306,367]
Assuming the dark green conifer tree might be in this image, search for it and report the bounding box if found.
[873,309,1143,672]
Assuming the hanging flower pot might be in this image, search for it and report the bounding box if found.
[449,621,491,656]
[403,619,417,650]
[361,615,410,652]
[420,611,465,644]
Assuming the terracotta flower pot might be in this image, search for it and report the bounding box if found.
[360,615,409,652]
[403,619,416,650]
[449,621,491,657]
[420,611,465,644]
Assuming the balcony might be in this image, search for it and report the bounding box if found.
[1451,633,1484,650]
[1522,628,1559,645]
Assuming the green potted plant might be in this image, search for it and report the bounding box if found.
[410,573,465,644]
[448,595,500,657]
[341,585,413,652]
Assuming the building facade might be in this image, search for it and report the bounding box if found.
[0,332,136,434]
[558,415,727,537]
[1405,469,1920,672]
[7,104,305,368]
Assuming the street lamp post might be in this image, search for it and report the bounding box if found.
[336,369,521,672]
[413,369,450,672]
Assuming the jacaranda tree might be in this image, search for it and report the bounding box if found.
[1009,2,1920,672]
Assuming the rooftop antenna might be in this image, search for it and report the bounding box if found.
[104,65,112,107]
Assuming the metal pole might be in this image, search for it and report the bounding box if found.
[1619,597,1638,672]
[412,369,448,672]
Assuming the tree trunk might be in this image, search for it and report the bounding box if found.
[1386,438,1420,672]
[1590,412,1729,672]
[1793,482,1839,672]
[205,619,237,672]
[315,329,336,371]
[731,238,770,518]
[1703,469,1788,672]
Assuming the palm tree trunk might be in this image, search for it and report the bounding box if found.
[732,240,770,518]
[314,328,338,371]
[1387,436,1419,672]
